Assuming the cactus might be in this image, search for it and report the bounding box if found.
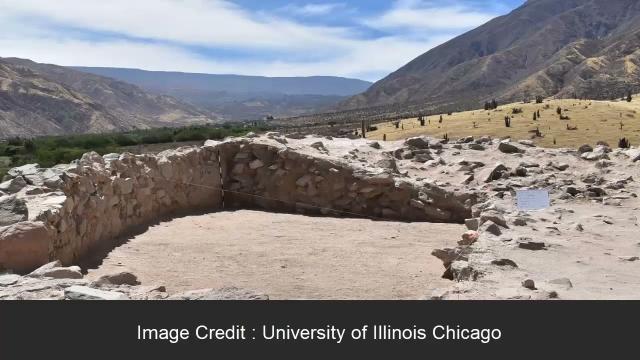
[618,137,631,149]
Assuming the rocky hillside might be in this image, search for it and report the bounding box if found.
[342,0,640,112]
[0,58,215,138]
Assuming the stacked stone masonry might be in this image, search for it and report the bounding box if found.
[0,134,475,273]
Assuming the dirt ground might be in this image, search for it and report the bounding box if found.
[86,210,461,300]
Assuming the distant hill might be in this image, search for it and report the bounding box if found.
[73,67,372,120]
[0,57,215,138]
[342,0,640,112]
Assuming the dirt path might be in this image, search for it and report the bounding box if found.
[86,210,461,299]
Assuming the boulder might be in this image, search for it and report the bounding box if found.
[37,266,83,279]
[578,144,593,154]
[458,231,479,246]
[518,240,547,251]
[477,163,509,183]
[514,166,528,177]
[468,143,485,151]
[431,248,468,267]
[480,210,509,228]
[310,142,327,153]
[491,259,518,268]
[404,137,430,149]
[512,217,528,226]
[624,149,640,162]
[95,271,140,286]
[522,279,536,290]
[581,146,610,161]
[28,260,62,274]
[481,221,502,236]
[0,176,28,194]
[64,286,129,300]
[446,261,481,281]
[0,222,51,273]
[8,164,40,178]
[413,153,434,163]
[0,195,28,226]
[498,142,525,154]
[465,218,480,231]
[0,273,22,286]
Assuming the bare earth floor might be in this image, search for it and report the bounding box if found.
[86,210,462,300]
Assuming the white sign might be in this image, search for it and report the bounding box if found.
[516,190,550,211]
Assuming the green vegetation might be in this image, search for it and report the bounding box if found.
[0,123,269,179]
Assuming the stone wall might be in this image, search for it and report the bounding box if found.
[0,135,475,273]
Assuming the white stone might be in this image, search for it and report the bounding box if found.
[64,286,129,300]
[249,159,264,170]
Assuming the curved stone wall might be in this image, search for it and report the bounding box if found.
[0,135,475,273]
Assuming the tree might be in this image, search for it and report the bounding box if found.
[491,99,498,109]
[627,91,633,103]
[533,112,537,121]
[556,106,562,115]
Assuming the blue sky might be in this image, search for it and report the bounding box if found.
[0,0,524,81]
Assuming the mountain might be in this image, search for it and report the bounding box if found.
[73,67,372,120]
[342,0,640,112]
[0,57,215,138]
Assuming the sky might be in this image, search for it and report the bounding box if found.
[0,0,524,81]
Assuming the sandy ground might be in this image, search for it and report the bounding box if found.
[449,199,640,300]
[86,210,461,300]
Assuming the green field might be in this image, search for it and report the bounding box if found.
[0,123,269,180]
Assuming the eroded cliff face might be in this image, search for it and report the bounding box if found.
[0,133,475,273]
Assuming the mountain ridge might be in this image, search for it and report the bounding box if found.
[73,67,372,121]
[341,0,640,112]
[0,57,216,138]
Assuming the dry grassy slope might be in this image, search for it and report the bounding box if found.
[367,96,640,149]
[0,57,216,138]
[342,0,640,112]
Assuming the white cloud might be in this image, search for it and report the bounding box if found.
[0,0,353,50]
[0,0,502,81]
[364,0,496,31]
[0,33,437,81]
[282,3,347,16]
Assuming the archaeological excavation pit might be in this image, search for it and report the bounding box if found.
[1,134,475,299]
[84,210,463,300]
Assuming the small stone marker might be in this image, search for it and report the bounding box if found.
[516,190,550,211]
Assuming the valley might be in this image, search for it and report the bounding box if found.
[2,0,640,302]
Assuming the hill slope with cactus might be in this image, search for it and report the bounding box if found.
[342,0,640,112]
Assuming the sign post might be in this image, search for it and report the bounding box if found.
[516,190,550,211]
